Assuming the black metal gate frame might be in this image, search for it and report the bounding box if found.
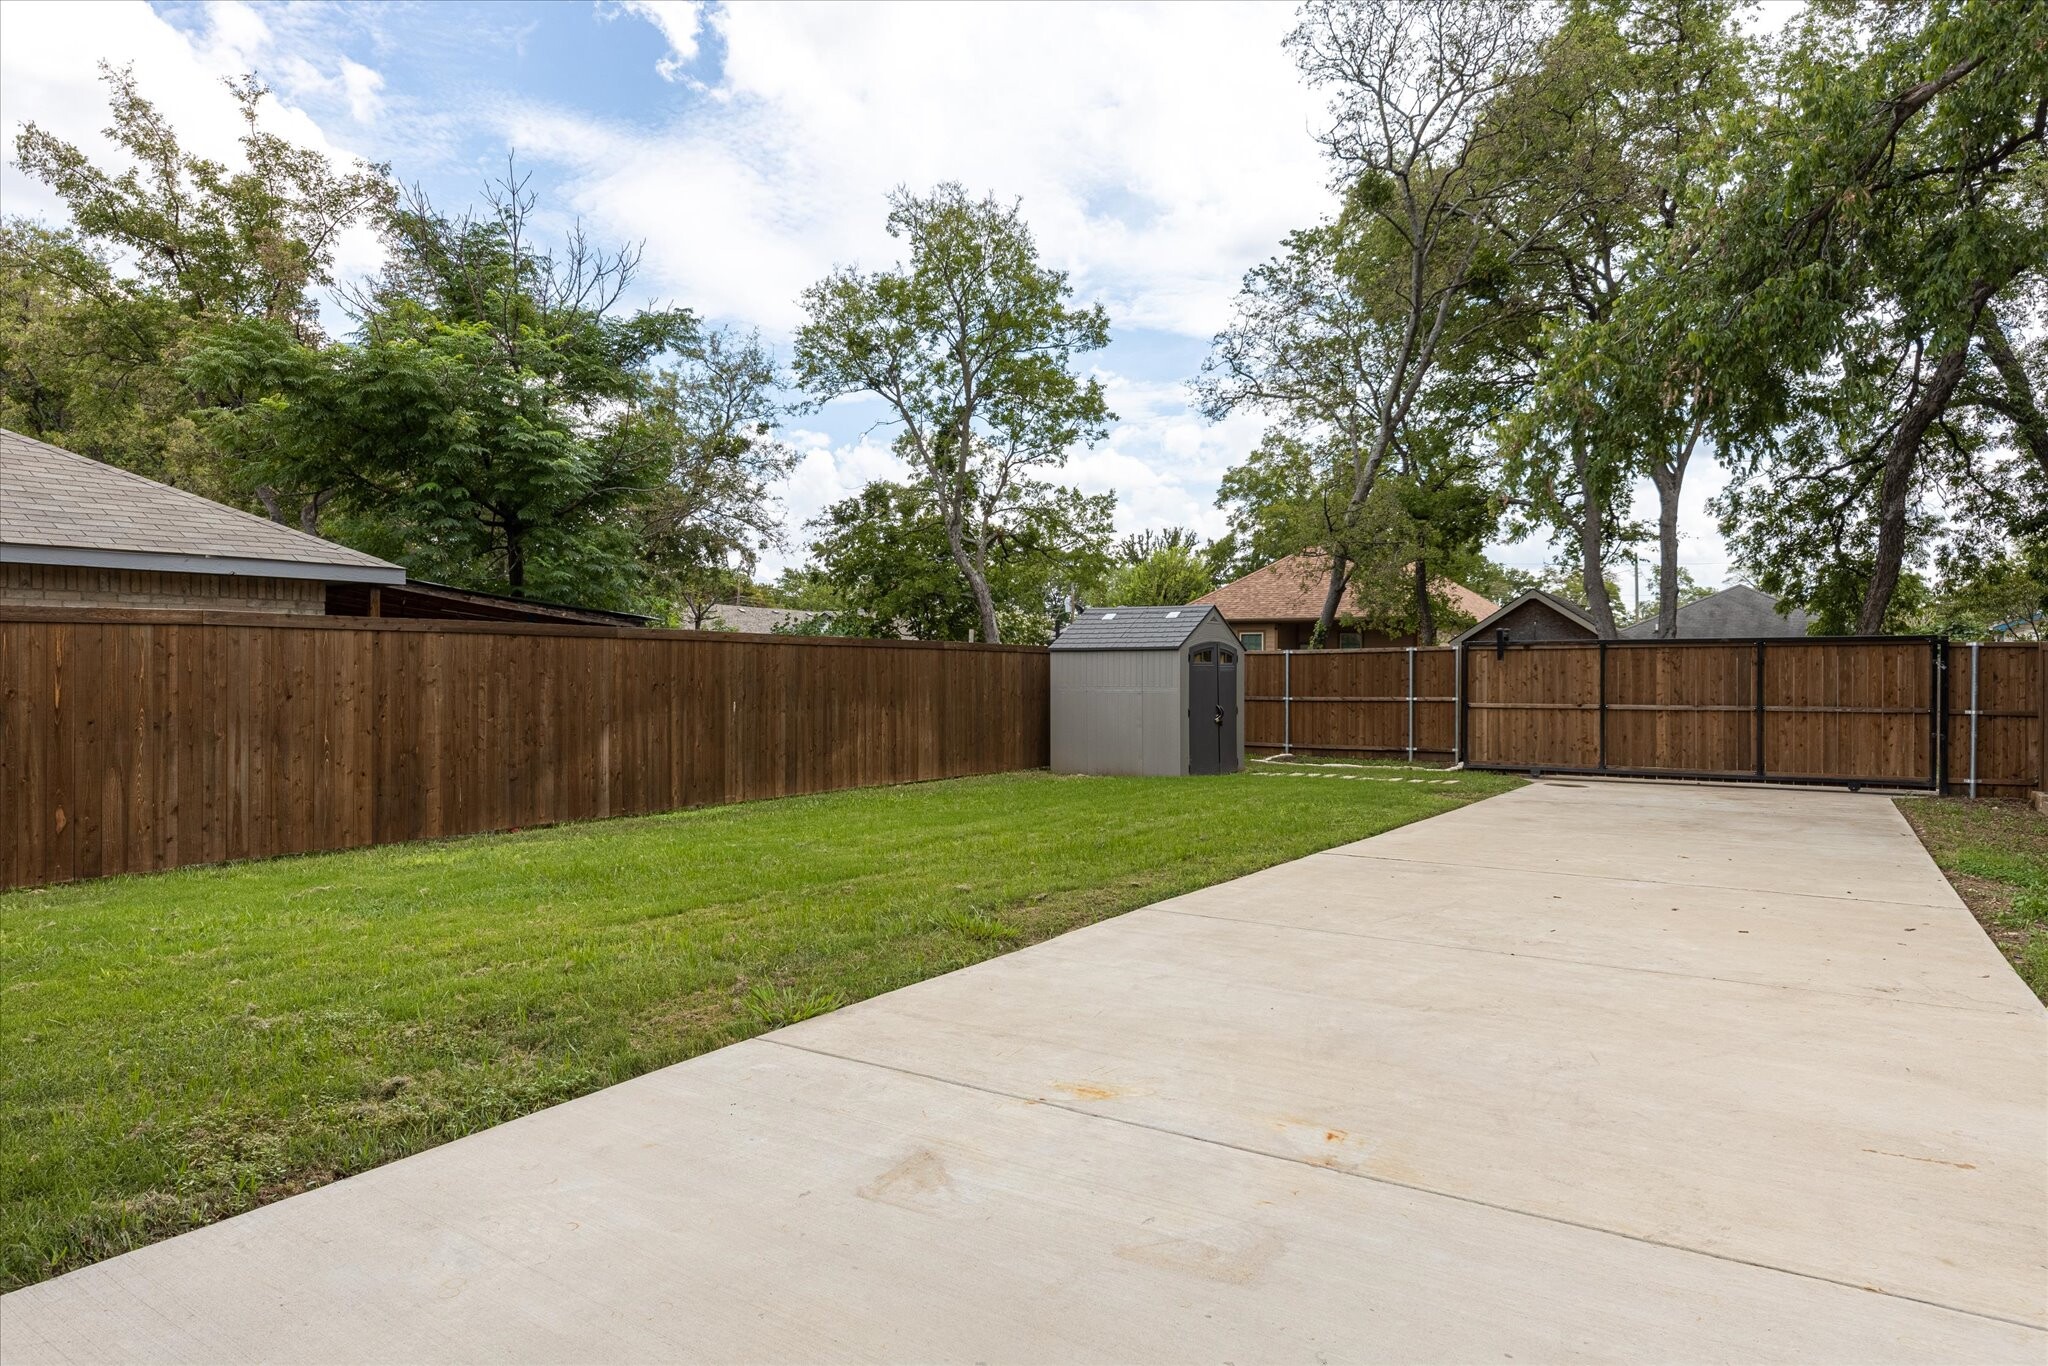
[1455,635,1948,793]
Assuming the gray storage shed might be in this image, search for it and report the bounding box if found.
[1049,605,1244,776]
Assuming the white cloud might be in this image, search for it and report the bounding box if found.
[1063,370,1263,542]
[617,1,707,81]
[520,2,1332,338]
[3,0,1746,587]
[0,0,389,292]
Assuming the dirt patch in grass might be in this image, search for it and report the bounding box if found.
[1897,797,2048,1004]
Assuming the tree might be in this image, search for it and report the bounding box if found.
[802,478,1112,643]
[1924,540,2046,640]
[1500,0,1753,639]
[1700,0,2047,631]
[14,64,392,341]
[1209,433,1331,580]
[1240,0,1572,642]
[186,171,698,607]
[0,221,216,493]
[793,185,1113,644]
[630,329,798,624]
[1209,416,1500,644]
[1099,528,1216,606]
[6,64,392,522]
[1619,566,1713,628]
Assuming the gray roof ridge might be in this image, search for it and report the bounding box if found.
[0,427,400,575]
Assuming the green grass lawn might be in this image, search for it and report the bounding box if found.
[0,765,1517,1290]
[1898,797,2048,1003]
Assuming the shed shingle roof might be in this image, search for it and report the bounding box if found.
[0,428,401,583]
[1050,605,1225,652]
[1192,550,1496,624]
[1447,589,1602,645]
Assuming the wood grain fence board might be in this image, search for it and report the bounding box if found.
[1603,643,1756,775]
[2,611,1054,888]
[1243,647,1459,758]
[1944,642,2043,798]
[1467,644,1599,769]
[1762,641,1932,784]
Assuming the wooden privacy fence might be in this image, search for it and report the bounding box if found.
[0,610,1050,889]
[1246,638,2043,799]
[1246,648,1456,761]
[1946,641,2045,800]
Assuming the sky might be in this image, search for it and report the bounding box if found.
[0,0,1766,606]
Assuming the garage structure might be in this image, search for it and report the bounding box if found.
[1050,605,1244,776]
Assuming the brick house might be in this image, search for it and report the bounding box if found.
[1190,550,1497,650]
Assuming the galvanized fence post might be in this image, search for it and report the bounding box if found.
[1454,644,1466,766]
[1405,646,1416,763]
[1282,649,1292,755]
[1968,640,1980,799]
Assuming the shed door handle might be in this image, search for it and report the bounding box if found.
[1213,709,1224,725]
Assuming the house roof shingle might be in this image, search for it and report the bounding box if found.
[0,428,402,583]
[1192,550,1497,625]
[703,604,820,634]
[1050,605,1225,652]
[1619,584,1812,639]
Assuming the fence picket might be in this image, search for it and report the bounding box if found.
[1,610,1051,889]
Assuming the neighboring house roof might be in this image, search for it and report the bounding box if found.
[1619,584,1811,639]
[0,428,402,584]
[703,603,820,633]
[1050,604,1226,652]
[1447,589,1603,646]
[1192,550,1497,625]
[327,580,652,627]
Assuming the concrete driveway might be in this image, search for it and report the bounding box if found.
[5,779,2044,1363]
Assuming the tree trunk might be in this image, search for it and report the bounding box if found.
[1979,307,2048,481]
[1314,551,1350,647]
[941,505,1001,645]
[298,489,333,536]
[1413,558,1436,646]
[1857,342,1972,633]
[1650,412,1708,640]
[1651,465,1682,639]
[1857,282,1991,634]
[1571,439,1618,638]
[506,521,527,597]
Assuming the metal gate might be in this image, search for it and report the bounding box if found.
[1457,637,1945,791]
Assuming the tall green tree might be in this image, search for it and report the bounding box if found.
[630,329,799,623]
[1700,0,2047,631]
[793,185,1113,644]
[802,478,1111,643]
[5,64,392,522]
[186,172,703,607]
[1210,434,1329,580]
[1098,528,1216,607]
[1236,0,1576,642]
[1499,0,1753,638]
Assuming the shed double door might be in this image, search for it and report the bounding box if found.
[1189,646,1240,775]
